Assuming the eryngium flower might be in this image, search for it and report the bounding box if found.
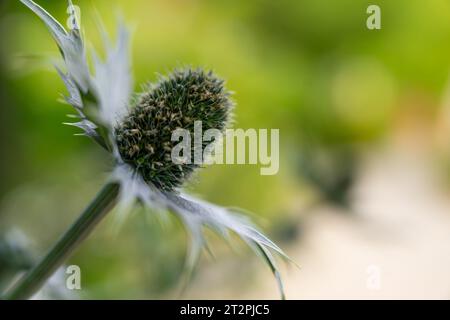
[116,69,233,191]
[20,0,291,298]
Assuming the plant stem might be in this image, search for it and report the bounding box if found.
[3,182,120,300]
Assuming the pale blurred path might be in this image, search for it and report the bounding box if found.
[267,125,450,299]
[278,144,450,299]
[185,132,450,299]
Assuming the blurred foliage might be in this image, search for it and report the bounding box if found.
[0,230,34,291]
[1,0,450,298]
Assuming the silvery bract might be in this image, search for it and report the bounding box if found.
[20,0,290,298]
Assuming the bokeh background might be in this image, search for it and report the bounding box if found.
[1,0,450,299]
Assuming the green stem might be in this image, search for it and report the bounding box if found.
[3,182,120,300]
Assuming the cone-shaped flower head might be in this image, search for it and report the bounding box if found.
[115,69,233,191]
[20,0,292,299]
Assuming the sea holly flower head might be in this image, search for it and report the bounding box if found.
[19,0,291,298]
[116,68,233,191]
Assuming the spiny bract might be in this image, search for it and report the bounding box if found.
[115,68,233,191]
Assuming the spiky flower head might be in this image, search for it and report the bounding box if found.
[21,0,291,299]
[116,68,233,191]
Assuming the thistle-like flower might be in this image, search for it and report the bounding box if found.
[116,69,233,191]
[9,0,290,299]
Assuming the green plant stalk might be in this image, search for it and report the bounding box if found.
[3,182,120,300]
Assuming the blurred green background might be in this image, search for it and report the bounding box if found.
[1,0,450,299]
